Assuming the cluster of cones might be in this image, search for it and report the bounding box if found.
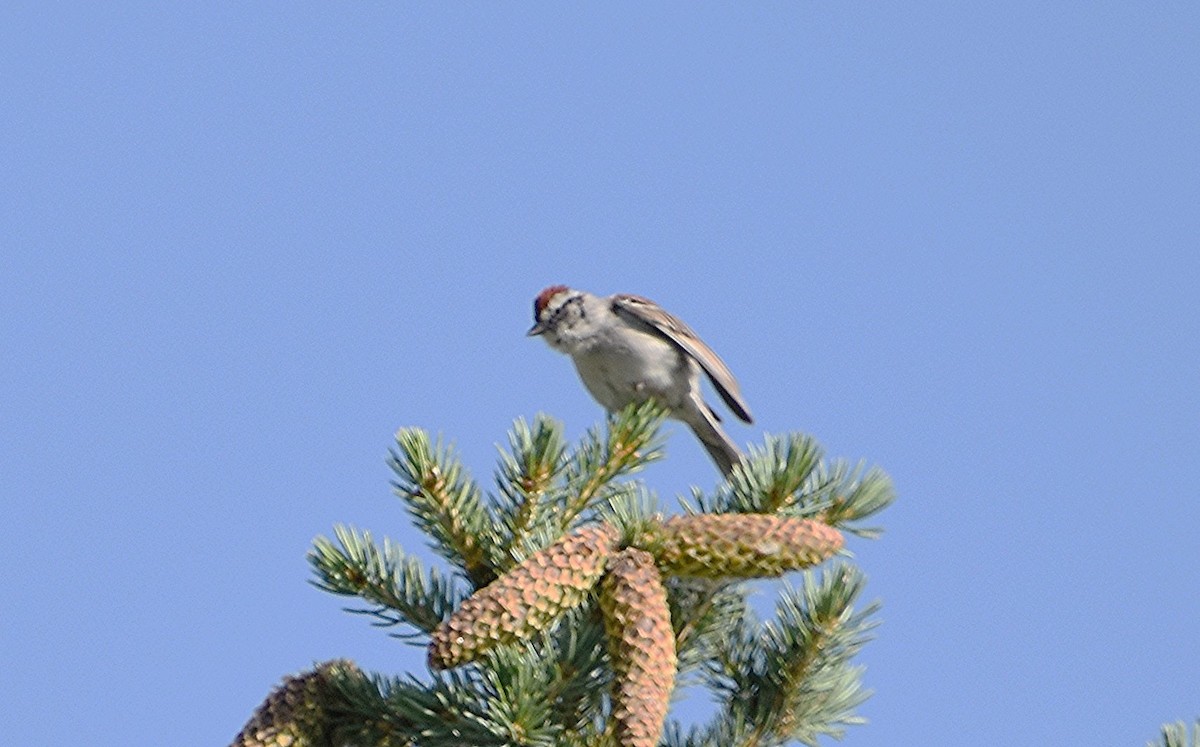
[429,514,845,747]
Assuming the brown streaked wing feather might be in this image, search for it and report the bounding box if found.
[611,294,753,423]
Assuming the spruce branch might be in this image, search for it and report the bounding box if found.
[322,667,419,746]
[492,415,570,564]
[376,668,505,747]
[691,565,878,747]
[668,577,747,681]
[592,482,660,543]
[1152,721,1200,747]
[241,408,893,747]
[328,664,563,747]
[521,601,613,735]
[561,401,667,524]
[814,461,894,538]
[389,429,497,586]
[463,648,566,744]
[689,435,895,539]
[309,525,460,635]
[718,435,826,514]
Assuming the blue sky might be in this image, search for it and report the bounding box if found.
[2,3,1197,745]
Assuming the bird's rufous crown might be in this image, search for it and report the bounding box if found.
[533,285,571,320]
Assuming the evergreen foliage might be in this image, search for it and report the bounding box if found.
[1151,721,1200,747]
[234,402,894,746]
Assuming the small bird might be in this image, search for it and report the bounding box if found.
[528,286,753,476]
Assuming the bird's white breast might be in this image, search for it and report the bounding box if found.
[571,326,693,413]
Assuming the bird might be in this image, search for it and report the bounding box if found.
[527,285,753,476]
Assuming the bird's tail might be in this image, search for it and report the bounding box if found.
[687,403,743,477]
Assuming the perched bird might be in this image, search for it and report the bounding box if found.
[528,286,753,476]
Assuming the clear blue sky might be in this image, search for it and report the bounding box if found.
[2,3,1197,745]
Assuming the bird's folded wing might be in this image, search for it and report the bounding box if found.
[611,294,753,423]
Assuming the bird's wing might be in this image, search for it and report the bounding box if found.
[612,294,753,423]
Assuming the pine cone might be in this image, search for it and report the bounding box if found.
[644,514,843,578]
[600,547,676,747]
[231,660,356,747]
[429,523,619,669]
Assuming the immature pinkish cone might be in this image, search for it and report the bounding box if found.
[231,660,359,747]
[600,547,677,747]
[643,514,843,578]
[429,523,619,669]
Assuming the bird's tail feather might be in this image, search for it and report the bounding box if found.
[688,408,742,477]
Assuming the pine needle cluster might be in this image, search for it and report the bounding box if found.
[234,402,894,747]
[1151,721,1200,747]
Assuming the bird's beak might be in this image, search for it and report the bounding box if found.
[527,321,547,336]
